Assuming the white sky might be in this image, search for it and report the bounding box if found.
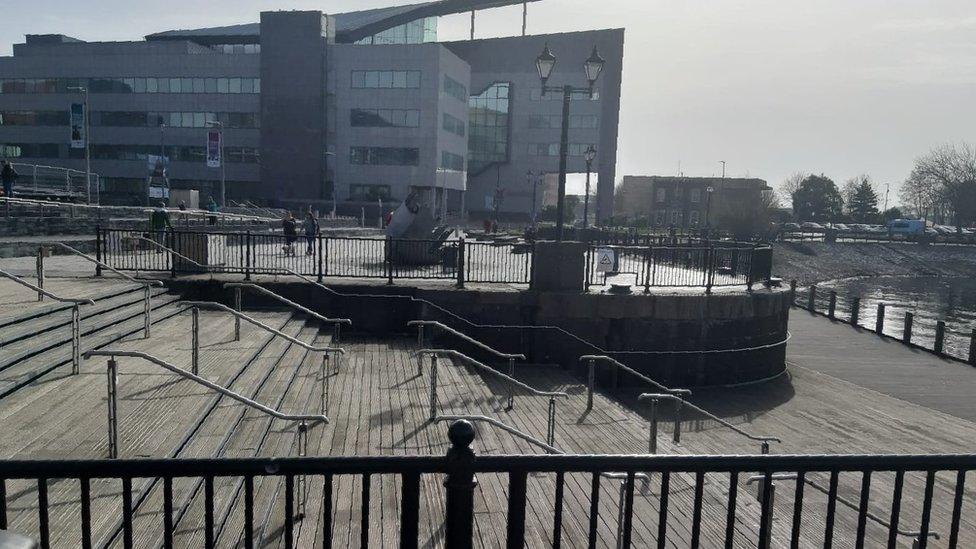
[2,0,975,201]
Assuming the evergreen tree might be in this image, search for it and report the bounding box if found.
[848,180,879,222]
[792,175,843,221]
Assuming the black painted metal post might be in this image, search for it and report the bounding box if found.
[444,420,477,549]
[244,231,252,281]
[456,238,465,289]
[789,280,797,305]
[705,246,714,295]
[903,312,914,344]
[807,285,817,311]
[850,297,860,326]
[969,329,976,366]
[386,237,394,286]
[95,225,103,277]
[876,303,886,334]
[828,291,837,319]
[317,235,324,283]
[934,321,946,355]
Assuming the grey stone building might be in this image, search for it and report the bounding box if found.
[0,0,624,222]
[620,175,772,232]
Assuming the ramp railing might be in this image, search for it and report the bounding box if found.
[223,283,352,342]
[84,350,328,459]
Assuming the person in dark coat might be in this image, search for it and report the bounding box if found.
[282,213,298,256]
[302,212,319,256]
[1,160,18,198]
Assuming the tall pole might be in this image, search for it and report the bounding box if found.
[583,158,592,230]
[720,161,726,178]
[219,124,226,207]
[83,88,91,204]
[555,85,571,241]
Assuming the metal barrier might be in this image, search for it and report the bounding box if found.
[9,162,98,204]
[2,421,972,549]
[639,393,781,454]
[580,355,692,410]
[83,350,328,459]
[416,348,567,446]
[224,283,351,343]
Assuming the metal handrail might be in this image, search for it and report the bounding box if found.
[134,236,206,269]
[639,393,781,453]
[416,349,567,399]
[180,301,345,356]
[0,196,278,223]
[224,283,352,328]
[408,320,525,360]
[581,355,692,401]
[745,473,939,541]
[0,269,94,305]
[436,414,560,453]
[44,241,164,288]
[84,350,328,458]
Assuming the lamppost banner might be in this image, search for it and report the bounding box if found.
[206,130,222,168]
[70,103,86,149]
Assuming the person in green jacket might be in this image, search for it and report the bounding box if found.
[149,202,171,252]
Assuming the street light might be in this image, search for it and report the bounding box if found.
[535,43,606,241]
[205,120,226,207]
[705,185,715,237]
[583,145,596,230]
[67,86,91,203]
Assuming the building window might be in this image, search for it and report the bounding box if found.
[653,211,666,226]
[0,143,59,158]
[689,210,701,227]
[443,75,467,102]
[355,17,437,45]
[442,113,465,136]
[468,82,510,175]
[87,111,258,129]
[670,210,683,226]
[0,110,69,126]
[656,188,666,203]
[674,187,683,199]
[349,146,420,166]
[530,88,600,101]
[690,188,701,203]
[350,108,420,128]
[211,44,261,54]
[350,70,421,89]
[527,114,598,129]
[525,142,597,157]
[348,184,392,201]
[0,77,259,95]
[440,151,465,171]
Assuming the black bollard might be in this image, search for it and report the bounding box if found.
[876,303,886,335]
[903,312,914,344]
[444,420,477,548]
[828,291,837,319]
[934,321,946,355]
[850,297,860,327]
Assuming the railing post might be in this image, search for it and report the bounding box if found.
[95,225,103,277]
[789,280,797,305]
[807,284,817,311]
[429,355,439,421]
[643,246,652,294]
[970,328,976,367]
[192,307,200,375]
[36,246,45,302]
[758,481,776,549]
[106,358,119,459]
[444,420,477,549]
[705,246,714,294]
[828,291,837,319]
[71,305,81,375]
[456,238,466,289]
[648,397,658,454]
[244,230,252,281]
[850,297,860,326]
[169,229,177,279]
[317,234,324,283]
[746,245,756,291]
[673,397,682,444]
[934,321,946,355]
[143,285,151,339]
[903,312,914,344]
[876,303,886,334]
[507,357,516,411]
[233,287,242,341]
[321,354,329,414]
[586,359,595,411]
[546,396,556,447]
[386,237,395,286]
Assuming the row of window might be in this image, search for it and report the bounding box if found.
[0,142,259,163]
[349,146,419,166]
[653,210,702,227]
[656,187,703,204]
[467,82,511,175]
[0,110,259,129]
[442,113,465,137]
[348,183,392,201]
[443,75,467,102]
[525,143,598,157]
[440,151,465,172]
[350,70,421,89]
[350,108,420,128]
[210,44,260,54]
[354,17,437,45]
[527,114,599,129]
[0,77,260,95]
[529,88,600,101]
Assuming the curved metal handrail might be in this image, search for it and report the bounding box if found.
[0,269,95,306]
[436,414,560,453]
[639,393,781,446]
[134,236,206,270]
[180,301,345,355]
[224,283,352,327]
[84,350,329,424]
[745,473,939,541]
[582,355,692,396]
[416,348,567,399]
[44,242,164,288]
[408,320,525,360]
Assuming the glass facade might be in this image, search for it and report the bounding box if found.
[467,82,510,175]
[350,108,420,128]
[440,151,465,172]
[443,75,467,102]
[355,17,437,45]
[93,111,259,129]
[0,143,58,158]
[0,77,259,94]
[442,113,465,136]
[526,142,598,157]
[527,114,598,129]
[349,146,419,166]
[0,111,69,126]
[348,184,392,201]
[350,71,421,89]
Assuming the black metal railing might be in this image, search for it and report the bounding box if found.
[0,421,973,549]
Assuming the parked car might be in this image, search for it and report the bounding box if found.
[783,222,801,231]
[832,223,850,231]
[800,222,824,231]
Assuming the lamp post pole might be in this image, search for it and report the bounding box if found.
[705,185,715,238]
[526,170,535,228]
[583,145,596,230]
[536,44,605,241]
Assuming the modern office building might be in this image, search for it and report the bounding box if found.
[0,0,624,222]
[619,175,772,230]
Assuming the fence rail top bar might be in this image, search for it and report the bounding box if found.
[1,196,278,223]
[223,283,352,326]
[582,355,692,395]
[45,241,164,287]
[638,393,782,444]
[179,301,345,354]
[134,236,205,269]
[416,348,567,398]
[0,269,95,305]
[408,320,526,360]
[84,350,328,424]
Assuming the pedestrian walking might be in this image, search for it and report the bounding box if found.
[149,201,172,253]
[282,213,298,256]
[1,160,18,198]
[206,196,218,225]
[303,211,319,256]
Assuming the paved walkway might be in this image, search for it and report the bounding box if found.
[787,309,976,422]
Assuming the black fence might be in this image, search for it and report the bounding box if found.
[0,422,972,548]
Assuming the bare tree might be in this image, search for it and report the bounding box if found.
[904,143,976,225]
[780,172,807,204]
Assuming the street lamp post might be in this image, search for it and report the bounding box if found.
[583,145,596,230]
[67,86,91,203]
[206,120,226,207]
[526,170,535,227]
[704,185,715,238]
[535,44,605,241]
